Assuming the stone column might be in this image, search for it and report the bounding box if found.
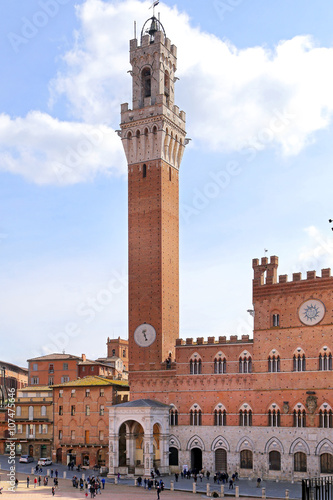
[143,434,154,477]
[126,432,136,468]
[160,433,170,474]
[108,434,119,476]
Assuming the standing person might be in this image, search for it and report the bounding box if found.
[257,477,261,488]
[15,478,18,489]
[38,475,41,486]
[51,486,55,496]
[51,469,53,478]
[229,478,234,489]
[55,469,58,478]
[101,477,105,489]
[157,484,161,499]
[26,476,30,488]
[34,477,37,488]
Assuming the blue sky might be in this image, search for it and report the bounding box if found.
[1,0,333,367]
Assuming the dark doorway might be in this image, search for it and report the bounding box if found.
[215,449,227,472]
[191,447,202,472]
[56,448,62,463]
[28,445,33,457]
[169,447,179,466]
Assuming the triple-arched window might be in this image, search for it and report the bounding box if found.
[169,407,178,426]
[293,405,306,427]
[214,408,227,426]
[214,357,226,374]
[319,405,333,428]
[319,350,332,371]
[190,358,202,375]
[239,353,252,373]
[268,351,280,372]
[239,405,252,426]
[293,349,306,371]
[190,406,202,426]
[268,407,281,427]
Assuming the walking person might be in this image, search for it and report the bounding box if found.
[51,486,55,496]
[157,484,161,499]
[34,477,37,488]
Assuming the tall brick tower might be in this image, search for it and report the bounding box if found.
[119,16,187,374]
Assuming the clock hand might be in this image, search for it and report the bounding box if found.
[142,329,147,341]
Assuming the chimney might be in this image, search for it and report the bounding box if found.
[82,354,86,362]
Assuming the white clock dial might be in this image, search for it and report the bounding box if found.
[134,324,156,347]
[298,299,325,326]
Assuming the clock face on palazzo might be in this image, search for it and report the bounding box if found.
[134,324,156,347]
[298,299,325,326]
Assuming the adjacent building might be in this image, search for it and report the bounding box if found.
[52,376,129,467]
[14,385,53,459]
[0,362,28,454]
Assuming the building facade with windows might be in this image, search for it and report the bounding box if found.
[27,353,82,386]
[108,14,333,481]
[13,386,53,459]
[52,376,129,467]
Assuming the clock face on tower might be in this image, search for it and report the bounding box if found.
[298,299,325,326]
[134,323,156,347]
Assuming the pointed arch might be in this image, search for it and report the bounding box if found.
[187,434,205,451]
[169,434,181,450]
[264,437,284,454]
[236,436,254,452]
[211,436,230,452]
[315,439,333,456]
[289,438,310,455]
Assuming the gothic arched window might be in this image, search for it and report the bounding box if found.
[239,355,252,373]
[142,68,151,98]
[214,357,226,374]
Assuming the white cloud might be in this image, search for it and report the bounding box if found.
[0,111,125,184]
[2,0,333,185]
[295,226,333,274]
[50,0,333,157]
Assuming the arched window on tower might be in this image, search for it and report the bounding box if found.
[268,350,280,372]
[189,355,202,375]
[319,404,333,428]
[293,404,306,427]
[190,404,202,425]
[268,404,281,427]
[214,404,227,426]
[164,70,170,99]
[214,354,227,374]
[239,352,252,373]
[319,347,332,371]
[293,348,306,372]
[142,68,151,98]
[169,406,178,426]
[239,404,252,426]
